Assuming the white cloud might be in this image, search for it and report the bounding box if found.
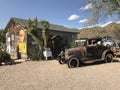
[68,14,79,21]
[80,3,93,11]
[78,19,88,23]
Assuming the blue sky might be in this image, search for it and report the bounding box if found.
[0,0,118,29]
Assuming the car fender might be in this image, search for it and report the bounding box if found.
[66,55,80,61]
[101,49,114,60]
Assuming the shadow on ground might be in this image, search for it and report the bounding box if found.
[0,58,25,66]
[79,59,120,68]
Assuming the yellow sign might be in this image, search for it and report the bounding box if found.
[18,43,26,54]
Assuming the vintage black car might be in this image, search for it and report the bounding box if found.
[58,38,115,68]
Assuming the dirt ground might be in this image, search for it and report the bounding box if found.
[0,59,120,90]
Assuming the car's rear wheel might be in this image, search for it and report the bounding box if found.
[105,53,113,63]
[68,57,79,68]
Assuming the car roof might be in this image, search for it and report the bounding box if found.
[78,38,102,41]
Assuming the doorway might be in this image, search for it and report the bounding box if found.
[51,35,63,58]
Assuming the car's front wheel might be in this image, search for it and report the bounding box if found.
[68,57,79,68]
[104,53,113,63]
[58,58,66,64]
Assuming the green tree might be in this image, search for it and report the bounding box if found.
[40,20,50,49]
[106,0,120,16]
[0,29,5,43]
[27,17,44,59]
[86,0,120,25]
[0,29,5,49]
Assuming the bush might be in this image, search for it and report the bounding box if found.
[28,45,42,61]
[0,50,11,63]
[69,40,76,48]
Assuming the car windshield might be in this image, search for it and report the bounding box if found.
[75,39,87,46]
[87,39,102,46]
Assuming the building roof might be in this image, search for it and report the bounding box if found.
[5,17,79,33]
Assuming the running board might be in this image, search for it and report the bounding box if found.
[81,59,104,64]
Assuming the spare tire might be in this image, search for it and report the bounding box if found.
[68,57,79,68]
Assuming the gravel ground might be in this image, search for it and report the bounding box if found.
[0,59,120,90]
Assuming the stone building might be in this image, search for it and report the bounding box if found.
[5,17,79,58]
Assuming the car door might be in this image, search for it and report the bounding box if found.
[86,45,99,58]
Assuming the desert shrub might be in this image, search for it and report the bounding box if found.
[28,45,42,61]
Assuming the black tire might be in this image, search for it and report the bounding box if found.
[68,57,79,68]
[59,59,66,64]
[58,56,65,64]
[104,53,113,63]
